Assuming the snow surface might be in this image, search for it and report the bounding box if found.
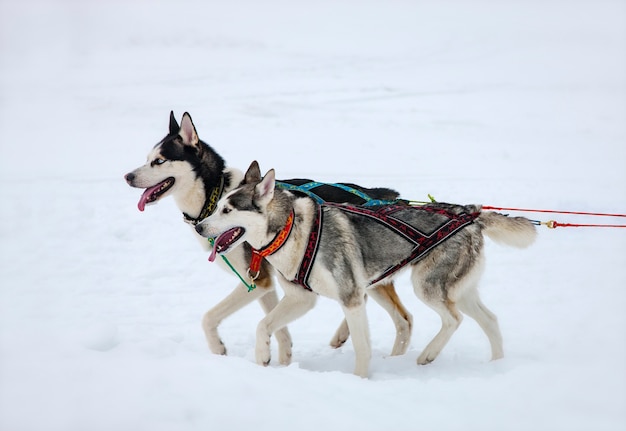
[1,0,625,430]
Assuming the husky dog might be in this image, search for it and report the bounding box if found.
[124,112,413,365]
[195,162,537,377]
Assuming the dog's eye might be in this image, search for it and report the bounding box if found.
[222,207,231,214]
[152,158,166,166]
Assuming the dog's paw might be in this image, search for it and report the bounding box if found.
[278,348,292,366]
[256,338,271,367]
[491,352,504,361]
[208,339,227,356]
[218,344,227,356]
[416,351,436,365]
[275,329,292,365]
[330,337,348,349]
[203,321,227,355]
[329,319,350,349]
[256,354,272,367]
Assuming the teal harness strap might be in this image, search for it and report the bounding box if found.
[275,181,399,207]
[275,181,325,204]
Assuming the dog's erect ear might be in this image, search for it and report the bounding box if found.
[243,161,262,185]
[254,169,275,205]
[179,112,199,146]
[169,111,179,135]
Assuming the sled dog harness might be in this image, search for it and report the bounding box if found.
[204,179,406,292]
[275,181,399,207]
[183,176,225,225]
[242,182,398,290]
[293,203,480,291]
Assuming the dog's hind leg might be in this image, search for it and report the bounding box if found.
[412,267,463,365]
[255,279,317,367]
[415,296,463,365]
[456,287,503,360]
[368,282,413,356]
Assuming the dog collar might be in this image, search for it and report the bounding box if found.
[248,210,295,280]
[183,176,225,225]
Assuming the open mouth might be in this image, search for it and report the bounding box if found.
[137,178,175,211]
[208,227,246,262]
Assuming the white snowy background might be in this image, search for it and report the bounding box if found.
[1,0,625,430]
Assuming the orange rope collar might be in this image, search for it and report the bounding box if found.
[248,211,295,280]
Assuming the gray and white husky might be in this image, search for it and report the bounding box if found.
[124,112,413,365]
[195,162,537,377]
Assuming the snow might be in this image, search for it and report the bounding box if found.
[1,0,625,430]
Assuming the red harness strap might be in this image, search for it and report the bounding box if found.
[248,211,295,279]
[293,205,324,291]
[293,203,479,290]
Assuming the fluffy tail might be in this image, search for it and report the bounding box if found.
[477,211,537,248]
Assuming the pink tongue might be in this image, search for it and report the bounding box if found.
[137,184,162,212]
[207,228,240,263]
[208,243,218,262]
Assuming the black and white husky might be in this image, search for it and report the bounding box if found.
[125,112,413,364]
[195,162,537,377]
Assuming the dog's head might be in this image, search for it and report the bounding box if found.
[124,111,224,211]
[195,161,280,261]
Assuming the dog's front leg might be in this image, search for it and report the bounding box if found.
[256,288,294,365]
[342,297,371,378]
[202,282,271,355]
[255,279,317,366]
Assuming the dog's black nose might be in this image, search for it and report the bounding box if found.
[125,173,135,183]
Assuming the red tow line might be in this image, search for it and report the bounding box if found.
[481,205,626,228]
